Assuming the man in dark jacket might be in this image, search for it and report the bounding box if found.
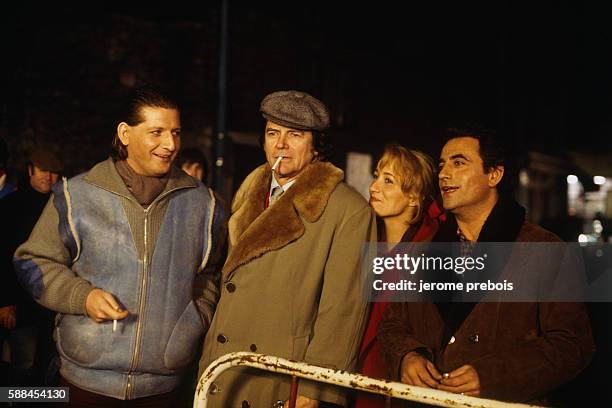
[379,128,595,404]
[0,148,63,385]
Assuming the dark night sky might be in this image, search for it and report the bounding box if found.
[2,1,611,176]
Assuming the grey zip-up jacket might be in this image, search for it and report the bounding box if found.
[14,159,226,399]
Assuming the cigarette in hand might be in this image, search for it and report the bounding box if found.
[113,319,117,332]
[272,156,283,172]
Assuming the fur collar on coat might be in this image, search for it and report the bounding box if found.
[223,161,344,277]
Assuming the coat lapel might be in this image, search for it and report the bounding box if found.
[433,196,527,347]
[223,161,344,278]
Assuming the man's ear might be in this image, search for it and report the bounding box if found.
[117,122,130,146]
[28,164,34,177]
[488,165,505,187]
[311,149,319,162]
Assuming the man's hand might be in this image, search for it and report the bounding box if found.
[0,305,17,329]
[85,289,129,323]
[438,364,480,396]
[283,395,319,408]
[400,351,442,388]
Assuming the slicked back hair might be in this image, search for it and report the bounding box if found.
[111,86,180,160]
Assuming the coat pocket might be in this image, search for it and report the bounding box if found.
[56,315,110,367]
[164,300,204,370]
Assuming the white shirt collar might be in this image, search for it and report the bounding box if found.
[270,174,296,196]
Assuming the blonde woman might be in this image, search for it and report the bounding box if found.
[355,144,444,408]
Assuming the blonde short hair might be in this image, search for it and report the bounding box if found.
[376,144,437,225]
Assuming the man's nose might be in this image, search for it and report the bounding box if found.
[275,133,288,149]
[41,170,52,182]
[438,164,449,180]
[161,132,177,151]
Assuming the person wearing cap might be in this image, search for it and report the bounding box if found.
[0,147,63,385]
[13,87,226,406]
[199,90,376,408]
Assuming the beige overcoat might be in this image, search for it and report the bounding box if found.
[199,161,376,407]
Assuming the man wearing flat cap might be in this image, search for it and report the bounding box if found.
[0,147,63,385]
[200,90,376,407]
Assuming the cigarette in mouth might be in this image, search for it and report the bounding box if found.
[113,319,117,332]
[272,156,283,171]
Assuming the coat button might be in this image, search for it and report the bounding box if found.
[217,334,228,344]
[448,335,456,345]
[241,400,250,408]
[249,343,257,352]
[209,383,221,394]
[469,334,479,344]
[226,282,236,293]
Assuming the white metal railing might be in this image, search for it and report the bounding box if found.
[194,352,543,408]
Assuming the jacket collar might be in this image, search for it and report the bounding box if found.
[434,195,525,243]
[83,158,197,202]
[477,195,525,242]
[223,161,344,278]
[432,195,526,345]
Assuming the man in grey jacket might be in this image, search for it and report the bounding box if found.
[14,86,226,406]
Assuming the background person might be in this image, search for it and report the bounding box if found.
[0,148,63,386]
[0,138,15,199]
[176,146,208,183]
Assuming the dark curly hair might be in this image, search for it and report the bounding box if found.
[444,125,516,195]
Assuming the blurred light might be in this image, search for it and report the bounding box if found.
[567,175,578,184]
[594,176,606,185]
[519,170,529,186]
[594,220,603,234]
[578,234,588,243]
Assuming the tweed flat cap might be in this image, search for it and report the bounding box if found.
[260,90,330,131]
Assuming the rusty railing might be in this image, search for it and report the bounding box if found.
[194,352,543,408]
